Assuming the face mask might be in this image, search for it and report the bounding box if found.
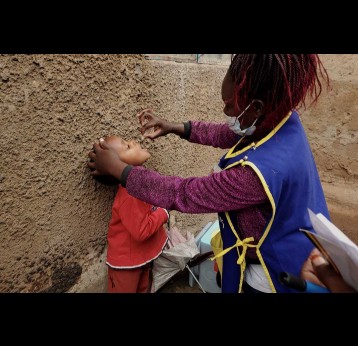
[226,101,258,136]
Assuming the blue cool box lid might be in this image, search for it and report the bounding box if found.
[198,220,220,247]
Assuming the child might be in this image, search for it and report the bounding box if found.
[94,135,169,293]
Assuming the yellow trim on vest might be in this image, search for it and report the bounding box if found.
[255,111,292,147]
[225,159,244,171]
[218,160,277,291]
[225,139,255,159]
[211,237,255,262]
[211,112,293,293]
[224,111,292,160]
[242,161,277,293]
[211,212,257,293]
[225,211,240,239]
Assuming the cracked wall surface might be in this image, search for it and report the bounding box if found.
[0,54,356,292]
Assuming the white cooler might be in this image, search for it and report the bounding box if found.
[188,220,221,293]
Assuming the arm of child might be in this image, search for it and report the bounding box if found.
[121,196,169,242]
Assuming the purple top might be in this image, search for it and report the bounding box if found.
[126,121,271,257]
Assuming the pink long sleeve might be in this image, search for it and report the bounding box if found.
[188,121,239,149]
[126,165,267,214]
[125,121,271,250]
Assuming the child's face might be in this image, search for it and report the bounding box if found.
[104,135,151,166]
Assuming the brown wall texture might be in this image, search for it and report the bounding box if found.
[0,54,357,292]
[302,54,358,243]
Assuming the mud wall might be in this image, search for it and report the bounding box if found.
[302,54,358,243]
[0,54,356,292]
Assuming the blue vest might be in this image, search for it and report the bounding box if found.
[217,111,330,293]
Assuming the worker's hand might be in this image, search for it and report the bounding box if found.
[301,248,356,293]
[137,109,174,140]
[88,138,127,179]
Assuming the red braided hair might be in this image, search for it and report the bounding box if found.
[228,54,329,130]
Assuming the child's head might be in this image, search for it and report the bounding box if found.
[103,135,151,166]
[92,135,151,186]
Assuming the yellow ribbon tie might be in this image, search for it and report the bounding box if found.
[211,237,256,262]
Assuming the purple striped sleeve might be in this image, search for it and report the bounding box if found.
[125,120,270,245]
[126,165,268,214]
[189,121,240,149]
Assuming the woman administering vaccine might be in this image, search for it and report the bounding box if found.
[89,54,330,293]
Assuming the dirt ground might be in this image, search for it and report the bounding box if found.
[157,270,203,293]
